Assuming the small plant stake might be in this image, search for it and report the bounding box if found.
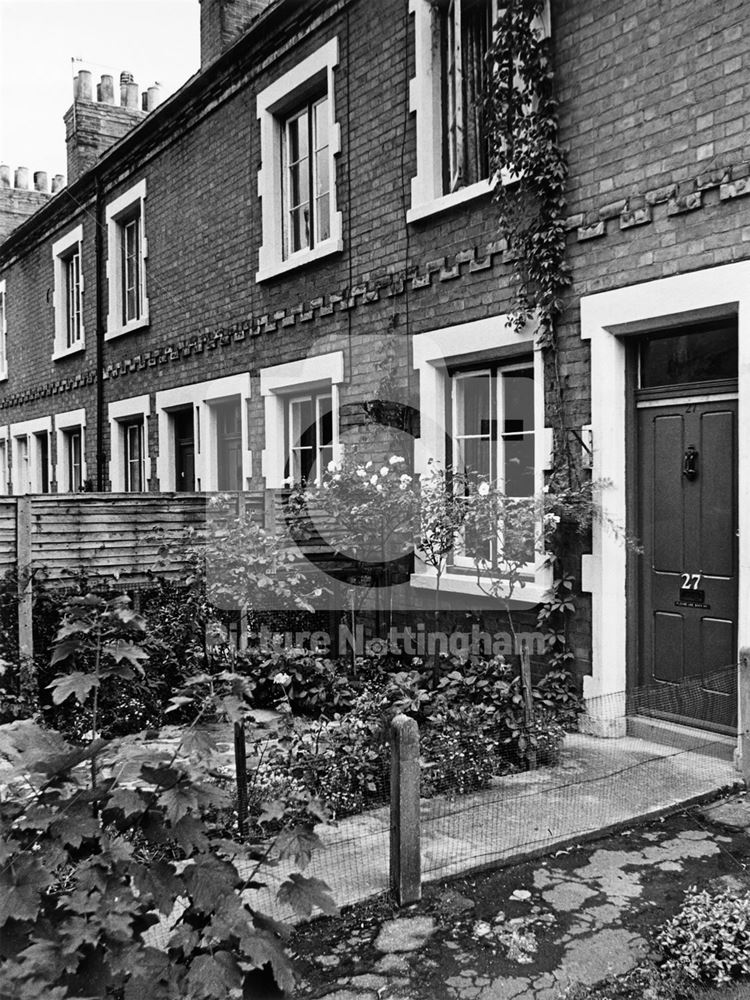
[390,713,421,905]
[520,642,537,771]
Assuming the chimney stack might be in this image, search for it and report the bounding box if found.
[64,67,147,184]
[0,164,54,243]
[199,0,273,68]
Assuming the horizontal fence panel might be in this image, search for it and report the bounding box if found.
[0,491,267,587]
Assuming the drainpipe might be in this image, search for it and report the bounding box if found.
[95,172,105,490]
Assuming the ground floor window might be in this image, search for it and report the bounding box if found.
[286,390,333,485]
[124,419,145,492]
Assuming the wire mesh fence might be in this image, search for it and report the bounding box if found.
[142,662,742,943]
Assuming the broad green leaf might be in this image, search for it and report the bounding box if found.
[171,814,209,854]
[50,638,84,666]
[277,873,338,917]
[106,788,146,819]
[180,728,218,758]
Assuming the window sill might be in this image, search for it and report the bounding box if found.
[256,237,343,283]
[407,178,495,224]
[410,566,551,608]
[105,314,150,341]
[52,342,85,362]
[0,371,7,383]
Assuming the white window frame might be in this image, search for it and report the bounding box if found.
[155,373,252,492]
[0,279,7,381]
[52,225,85,360]
[54,408,87,493]
[412,314,552,605]
[10,416,52,495]
[407,0,549,222]
[105,180,149,339]
[259,351,344,488]
[108,394,151,492]
[256,38,343,282]
[0,426,9,495]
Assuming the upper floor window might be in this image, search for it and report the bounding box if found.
[440,0,494,194]
[282,95,331,257]
[256,38,343,282]
[0,280,7,380]
[408,0,548,221]
[105,180,149,339]
[52,225,85,360]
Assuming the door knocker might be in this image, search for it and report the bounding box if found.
[683,445,699,481]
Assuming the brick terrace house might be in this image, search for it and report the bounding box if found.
[0,0,748,741]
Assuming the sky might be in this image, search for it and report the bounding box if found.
[0,0,201,183]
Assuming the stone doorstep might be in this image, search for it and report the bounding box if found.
[626,715,737,763]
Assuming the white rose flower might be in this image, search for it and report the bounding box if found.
[478,481,490,496]
[356,468,367,478]
[380,466,389,476]
[273,672,292,686]
[400,473,412,483]
[389,455,405,465]
[327,460,337,473]
[370,475,379,485]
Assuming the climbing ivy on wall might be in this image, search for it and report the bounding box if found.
[484,0,570,351]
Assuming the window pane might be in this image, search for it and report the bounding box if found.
[457,372,491,437]
[456,436,490,480]
[316,193,330,241]
[313,97,328,151]
[640,323,737,388]
[503,435,535,497]
[315,148,329,198]
[502,368,534,438]
[318,395,333,447]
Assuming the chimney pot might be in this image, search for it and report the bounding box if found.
[119,70,134,105]
[98,74,115,104]
[14,167,30,190]
[51,174,65,193]
[33,171,49,192]
[77,69,93,101]
[124,80,139,110]
[146,83,163,112]
[0,165,10,188]
[141,92,149,111]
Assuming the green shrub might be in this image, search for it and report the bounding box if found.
[656,887,750,985]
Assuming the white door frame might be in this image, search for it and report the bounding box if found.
[580,261,750,738]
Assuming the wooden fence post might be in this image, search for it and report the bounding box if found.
[16,497,35,699]
[739,647,750,785]
[520,642,537,771]
[390,713,421,905]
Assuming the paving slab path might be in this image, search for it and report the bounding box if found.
[289,795,750,1000]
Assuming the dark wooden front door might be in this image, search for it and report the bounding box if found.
[637,397,738,732]
[173,408,195,492]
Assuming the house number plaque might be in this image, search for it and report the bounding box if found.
[675,572,709,609]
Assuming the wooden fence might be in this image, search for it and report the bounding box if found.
[2,492,267,587]
[4,492,268,694]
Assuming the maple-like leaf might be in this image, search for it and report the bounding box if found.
[133,861,182,916]
[183,856,239,912]
[50,638,83,666]
[0,855,54,925]
[102,639,149,668]
[237,926,295,994]
[171,814,209,854]
[277,874,338,918]
[158,782,199,825]
[180,728,218,758]
[47,671,99,705]
[106,788,146,820]
[257,799,286,826]
[274,825,323,869]
[186,951,242,999]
